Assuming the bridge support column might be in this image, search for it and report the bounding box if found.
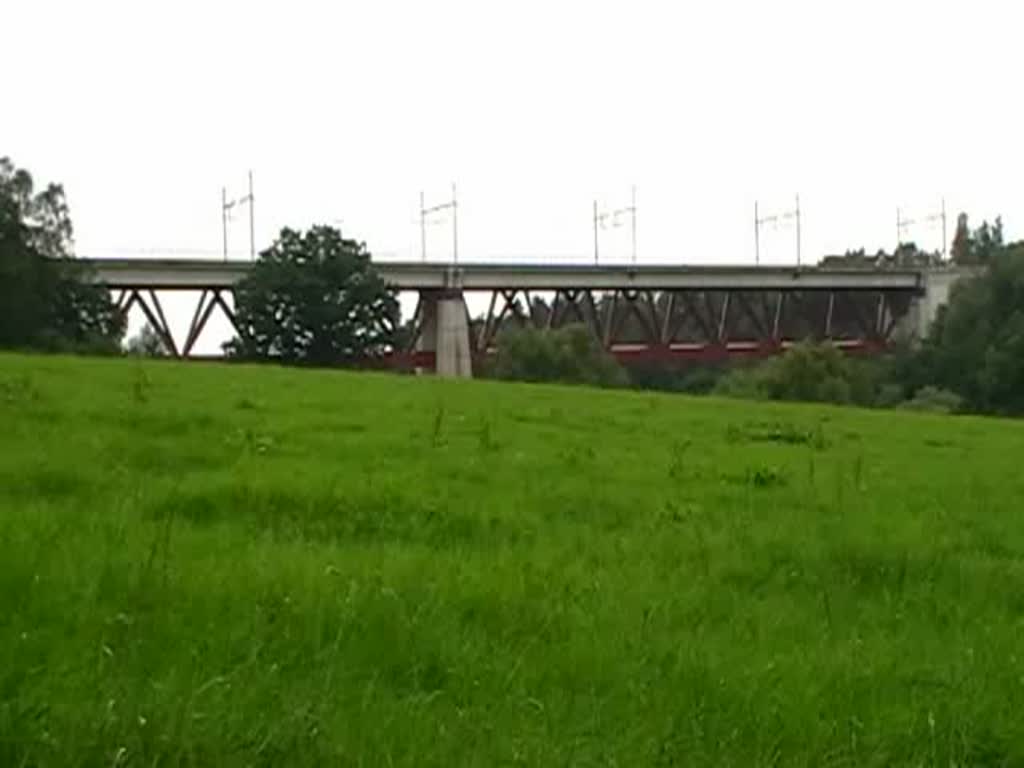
[416,289,473,378]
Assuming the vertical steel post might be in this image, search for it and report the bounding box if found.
[248,171,255,260]
[630,185,637,264]
[754,201,760,266]
[941,198,948,260]
[451,182,458,265]
[795,194,802,268]
[221,187,228,261]
[420,191,427,262]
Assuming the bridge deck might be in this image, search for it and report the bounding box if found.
[79,258,924,292]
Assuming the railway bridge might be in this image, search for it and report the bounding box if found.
[81,257,964,377]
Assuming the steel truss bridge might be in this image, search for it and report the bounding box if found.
[82,257,938,375]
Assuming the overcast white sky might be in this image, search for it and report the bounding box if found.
[4,0,1022,346]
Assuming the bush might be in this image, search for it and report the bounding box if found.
[713,342,884,406]
[626,362,728,393]
[489,324,627,388]
[711,364,771,400]
[875,382,905,409]
[898,386,964,414]
[125,324,169,357]
[676,365,729,394]
[761,342,854,402]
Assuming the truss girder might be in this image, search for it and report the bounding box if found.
[475,286,911,354]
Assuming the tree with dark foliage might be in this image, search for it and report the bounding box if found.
[950,213,1004,266]
[907,238,1024,413]
[125,323,169,357]
[0,157,123,352]
[226,226,399,365]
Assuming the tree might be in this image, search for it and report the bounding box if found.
[125,323,169,357]
[0,157,123,352]
[892,242,943,268]
[950,212,1004,266]
[819,243,941,269]
[226,225,399,365]
[488,324,627,388]
[909,240,1024,413]
[974,217,1005,264]
[950,213,971,264]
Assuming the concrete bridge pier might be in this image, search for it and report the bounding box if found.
[415,288,473,378]
[912,268,965,339]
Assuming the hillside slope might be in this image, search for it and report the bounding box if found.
[2,353,1024,765]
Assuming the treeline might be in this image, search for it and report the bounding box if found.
[820,215,1005,269]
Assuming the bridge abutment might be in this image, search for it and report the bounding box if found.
[893,267,978,342]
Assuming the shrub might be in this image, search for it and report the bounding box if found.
[875,382,906,409]
[712,364,771,400]
[489,324,627,388]
[713,342,888,406]
[898,386,963,414]
[627,362,728,393]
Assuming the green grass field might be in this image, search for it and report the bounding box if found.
[3,353,1024,766]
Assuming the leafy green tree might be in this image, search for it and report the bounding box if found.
[0,157,123,351]
[950,213,971,264]
[226,226,399,365]
[489,324,627,388]
[125,323,169,357]
[974,218,1005,264]
[44,265,126,353]
[950,213,1004,266]
[910,240,1024,413]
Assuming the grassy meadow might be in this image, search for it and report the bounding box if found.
[3,352,1024,765]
